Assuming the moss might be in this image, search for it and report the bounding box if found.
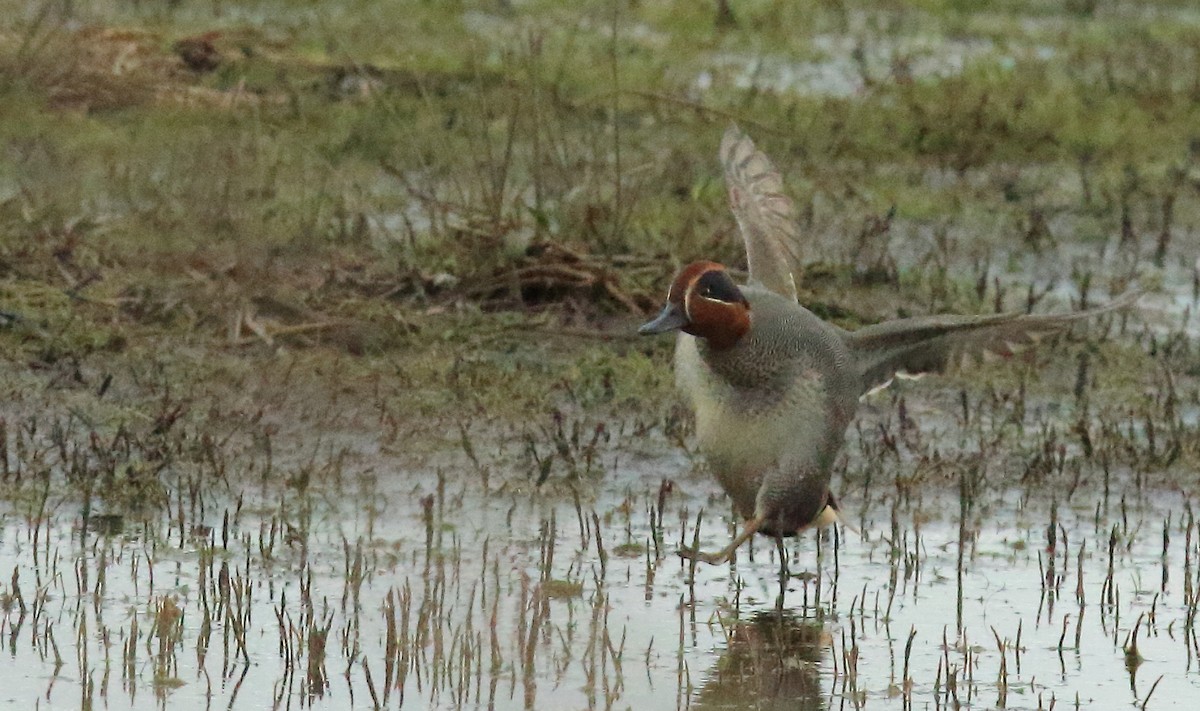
[542,579,584,599]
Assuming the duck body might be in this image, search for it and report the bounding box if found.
[675,285,855,537]
[640,125,1137,565]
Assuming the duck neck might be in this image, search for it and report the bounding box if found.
[698,331,784,390]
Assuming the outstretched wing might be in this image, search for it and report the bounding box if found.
[843,293,1139,397]
[721,125,803,302]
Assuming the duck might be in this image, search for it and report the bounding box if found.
[640,125,1136,565]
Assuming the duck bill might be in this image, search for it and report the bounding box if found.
[639,302,689,335]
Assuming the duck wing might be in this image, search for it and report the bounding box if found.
[843,293,1139,397]
[721,125,803,302]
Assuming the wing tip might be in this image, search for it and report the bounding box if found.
[720,123,752,166]
[1100,289,1143,313]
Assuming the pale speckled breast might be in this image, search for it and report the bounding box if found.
[673,286,856,522]
[676,335,831,519]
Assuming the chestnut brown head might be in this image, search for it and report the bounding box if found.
[639,261,750,350]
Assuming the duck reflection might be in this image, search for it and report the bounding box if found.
[693,610,830,711]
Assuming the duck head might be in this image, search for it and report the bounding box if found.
[639,261,750,350]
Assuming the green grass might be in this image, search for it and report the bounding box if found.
[2,10,1198,711]
[1,0,1197,433]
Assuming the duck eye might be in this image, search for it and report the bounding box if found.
[696,271,742,304]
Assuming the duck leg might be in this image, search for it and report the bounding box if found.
[678,514,765,565]
[774,535,789,611]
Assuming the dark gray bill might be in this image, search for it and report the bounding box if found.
[638,302,689,335]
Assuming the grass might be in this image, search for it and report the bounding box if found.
[0,0,1196,541]
[1,2,1199,708]
[2,2,1196,323]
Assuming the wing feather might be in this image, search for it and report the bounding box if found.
[844,293,1139,397]
[720,125,802,302]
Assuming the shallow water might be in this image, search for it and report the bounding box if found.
[1,429,1196,711]
[3,2,1199,708]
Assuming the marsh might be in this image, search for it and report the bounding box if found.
[1,1,1199,709]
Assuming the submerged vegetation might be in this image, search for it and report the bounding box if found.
[1,0,1200,709]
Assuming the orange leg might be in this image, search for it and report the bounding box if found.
[678,515,765,565]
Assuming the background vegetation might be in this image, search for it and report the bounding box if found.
[3,1,1196,373]
[2,3,1199,709]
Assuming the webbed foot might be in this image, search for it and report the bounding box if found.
[677,514,766,566]
[677,545,734,566]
